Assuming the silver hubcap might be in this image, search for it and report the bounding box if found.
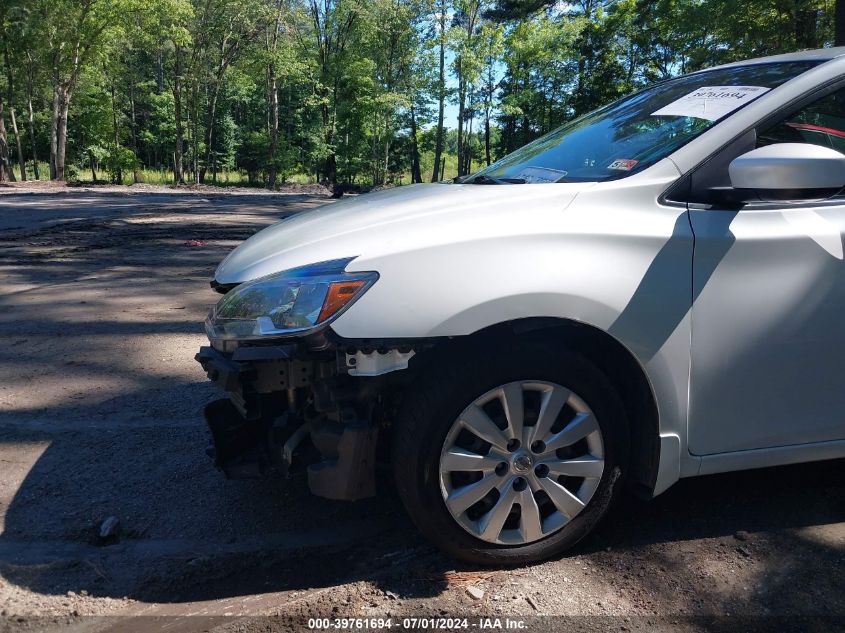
[439,381,605,545]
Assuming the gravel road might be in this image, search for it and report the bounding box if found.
[0,185,843,632]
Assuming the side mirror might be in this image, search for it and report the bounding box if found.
[729,143,845,202]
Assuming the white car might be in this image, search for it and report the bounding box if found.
[197,48,845,565]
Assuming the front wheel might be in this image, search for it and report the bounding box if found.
[392,341,629,565]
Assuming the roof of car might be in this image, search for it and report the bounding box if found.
[710,47,845,69]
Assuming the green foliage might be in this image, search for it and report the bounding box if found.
[238,129,270,183]
[104,146,139,181]
[3,0,839,188]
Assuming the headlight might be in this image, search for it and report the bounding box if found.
[205,257,377,341]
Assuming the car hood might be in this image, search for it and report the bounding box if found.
[214,182,590,284]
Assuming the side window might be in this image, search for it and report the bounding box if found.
[758,88,845,154]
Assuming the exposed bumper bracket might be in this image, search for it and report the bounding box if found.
[203,398,274,479]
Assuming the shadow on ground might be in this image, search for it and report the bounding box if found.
[2,420,843,614]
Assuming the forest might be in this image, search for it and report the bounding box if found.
[0,0,843,190]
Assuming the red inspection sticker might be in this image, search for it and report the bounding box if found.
[607,159,638,171]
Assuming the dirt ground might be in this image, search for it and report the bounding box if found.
[0,183,844,632]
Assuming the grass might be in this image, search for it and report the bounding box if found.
[419,151,461,182]
[8,152,472,188]
[9,163,292,187]
[10,162,51,182]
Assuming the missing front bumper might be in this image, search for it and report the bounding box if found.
[196,344,379,500]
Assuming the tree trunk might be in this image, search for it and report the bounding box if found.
[267,1,283,190]
[410,103,422,184]
[26,55,39,180]
[128,65,141,183]
[172,44,185,184]
[200,81,222,184]
[4,47,25,181]
[457,72,466,177]
[50,80,59,179]
[46,0,93,181]
[0,89,12,182]
[267,63,279,189]
[51,60,81,182]
[320,98,338,187]
[50,41,82,181]
[383,137,390,184]
[54,86,71,181]
[109,73,121,184]
[382,110,392,185]
[190,80,199,184]
[456,2,480,178]
[431,0,446,182]
[370,124,379,185]
[10,108,24,181]
[325,152,338,188]
[837,0,845,46]
[463,90,474,175]
[484,105,491,166]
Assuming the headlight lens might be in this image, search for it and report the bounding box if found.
[206,258,377,341]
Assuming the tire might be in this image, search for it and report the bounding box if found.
[392,337,629,566]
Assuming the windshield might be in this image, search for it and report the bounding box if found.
[468,61,818,184]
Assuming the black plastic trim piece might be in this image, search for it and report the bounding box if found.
[231,345,297,362]
[210,279,238,294]
[195,346,259,418]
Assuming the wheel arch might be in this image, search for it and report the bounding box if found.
[408,316,661,498]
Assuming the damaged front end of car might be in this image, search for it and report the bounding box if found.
[195,257,417,501]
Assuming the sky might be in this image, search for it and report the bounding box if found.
[430,49,499,130]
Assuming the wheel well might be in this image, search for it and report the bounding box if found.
[406,317,661,497]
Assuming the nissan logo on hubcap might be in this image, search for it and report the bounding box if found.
[513,454,532,473]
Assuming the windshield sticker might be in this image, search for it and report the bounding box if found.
[607,158,638,171]
[651,86,770,121]
[514,166,568,183]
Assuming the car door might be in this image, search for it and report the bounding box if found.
[687,85,845,455]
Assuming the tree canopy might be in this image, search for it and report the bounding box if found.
[0,0,841,189]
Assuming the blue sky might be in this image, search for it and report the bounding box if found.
[427,49,498,130]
